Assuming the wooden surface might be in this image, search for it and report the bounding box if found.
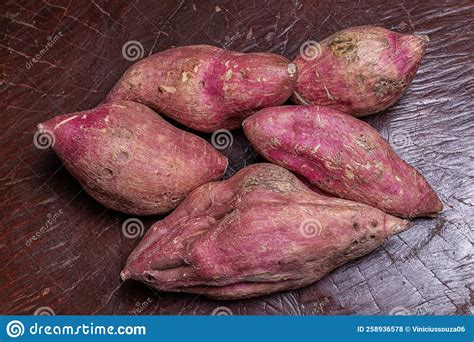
[0,0,472,315]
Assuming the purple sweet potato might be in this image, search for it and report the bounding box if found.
[243,106,442,218]
[37,100,228,215]
[107,45,297,132]
[121,163,409,299]
[293,26,428,116]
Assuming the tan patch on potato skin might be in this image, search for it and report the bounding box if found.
[122,163,409,299]
[328,32,358,59]
[373,77,408,98]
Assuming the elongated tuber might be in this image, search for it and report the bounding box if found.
[107,45,297,132]
[37,100,228,215]
[293,26,428,116]
[243,106,442,217]
[121,163,409,299]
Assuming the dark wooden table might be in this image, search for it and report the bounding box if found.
[1,0,472,315]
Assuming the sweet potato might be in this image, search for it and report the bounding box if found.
[293,26,428,116]
[243,106,442,218]
[107,45,297,132]
[37,100,227,215]
[121,163,409,299]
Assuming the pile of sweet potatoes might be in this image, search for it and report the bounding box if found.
[38,25,441,300]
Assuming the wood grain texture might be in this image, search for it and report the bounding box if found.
[0,0,472,315]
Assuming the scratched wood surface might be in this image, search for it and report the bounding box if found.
[0,0,472,315]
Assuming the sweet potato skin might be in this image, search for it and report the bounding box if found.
[243,106,442,218]
[107,45,297,132]
[37,100,227,215]
[293,26,428,116]
[121,163,409,299]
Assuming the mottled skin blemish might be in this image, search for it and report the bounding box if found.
[37,100,228,215]
[293,26,428,116]
[107,45,297,132]
[328,32,358,59]
[373,77,408,97]
[243,106,443,218]
[121,163,409,299]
